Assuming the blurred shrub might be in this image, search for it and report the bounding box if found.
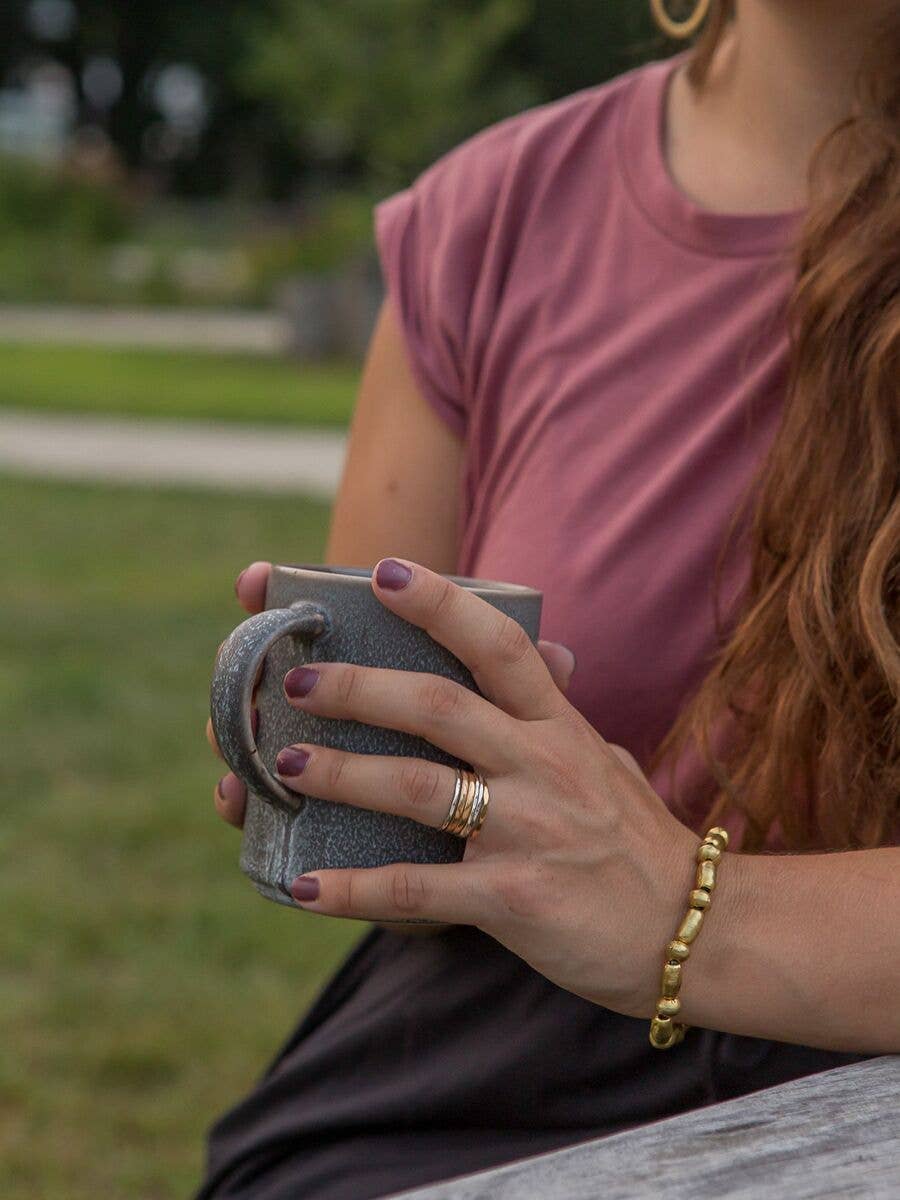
[0,155,130,244]
[244,190,375,297]
[0,161,375,308]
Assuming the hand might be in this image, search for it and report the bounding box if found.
[206,562,583,830]
[268,557,700,1020]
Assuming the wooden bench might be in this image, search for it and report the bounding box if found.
[389,1055,899,1199]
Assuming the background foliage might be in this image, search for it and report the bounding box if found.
[0,2,664,306]
[2,0,662,198]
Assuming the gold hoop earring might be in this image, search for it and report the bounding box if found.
[651,0,712,39]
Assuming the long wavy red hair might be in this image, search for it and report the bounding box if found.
[648,1,900,852]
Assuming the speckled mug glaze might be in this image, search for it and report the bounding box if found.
[210,564,542,910]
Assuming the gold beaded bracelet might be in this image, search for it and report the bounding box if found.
[649,826,729,1050]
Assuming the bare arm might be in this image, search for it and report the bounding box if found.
[680,845,900,1052]
[325,296,463,572]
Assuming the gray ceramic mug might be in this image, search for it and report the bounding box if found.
[210,563,543,909]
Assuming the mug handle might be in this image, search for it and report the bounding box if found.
[210,601,331,807]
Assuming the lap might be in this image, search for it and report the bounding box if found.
[196,924,867,1200]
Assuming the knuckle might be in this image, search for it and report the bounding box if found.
[335,664,364,709]
[429,577,459,625]
[493,616,533,668]
[509,794,552,843]
[336,869,359,917]
[534,737,577,789]
[386,866,428,915]
[420,677,464,724]
[324,751,350,793]
[534,716,596,792]
[609,742,643,780]
[396,759,444,812]
[494,867,542,920]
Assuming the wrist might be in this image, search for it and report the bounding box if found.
[632,821,703,1020]
[675,839,752,1029]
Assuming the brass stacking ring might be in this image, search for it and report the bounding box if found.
[448,771,477,836]
[467,776,490,840]
[439,767,468,836]
[440,767,490,839]
[442,768,464,830]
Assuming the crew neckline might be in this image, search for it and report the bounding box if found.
[617,54,805,258]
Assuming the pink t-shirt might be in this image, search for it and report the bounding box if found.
[374,54,803,842]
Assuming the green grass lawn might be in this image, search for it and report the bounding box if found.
[0,342,359,426]
[0,474,364,1198]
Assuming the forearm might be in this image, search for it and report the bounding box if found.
[677,845,900,1053]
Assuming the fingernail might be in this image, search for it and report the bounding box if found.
[216,776,229,800]
[234,567,247,598]
[276,747,310,777]
[375,558,412,590]
[284,667,320,699]
[290,875,320,902]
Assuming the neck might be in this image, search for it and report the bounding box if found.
[713,2,888,156]
[667,1,891,212]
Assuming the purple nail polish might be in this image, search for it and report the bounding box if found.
[291,875,320,902]
[285,667,319,698]
[375,558,412,590]
[276,747,310,777]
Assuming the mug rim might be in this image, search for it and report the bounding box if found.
[276,562,542,599]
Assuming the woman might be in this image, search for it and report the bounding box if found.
[200,2,899,1197]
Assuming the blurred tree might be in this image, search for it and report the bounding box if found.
[1,1,663,199]
[242,0,662,191]
[70,0,299,198]
[243,0,542,191]
[0,0,301,198]
[510,0,660,97]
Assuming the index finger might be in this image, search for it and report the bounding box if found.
[371,558,566,722]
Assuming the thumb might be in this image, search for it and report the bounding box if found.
[537,640,577,693]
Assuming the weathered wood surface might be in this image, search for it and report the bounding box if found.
[389,1056,900,1199]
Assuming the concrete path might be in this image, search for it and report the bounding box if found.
[0,411,346,499]
[0,304,289,355]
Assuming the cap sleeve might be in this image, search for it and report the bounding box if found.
[373,119,522,436]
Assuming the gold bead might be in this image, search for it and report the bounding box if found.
[697,842,722,864]
[649,1016,675,1048]
[690,888,711,910]
[677,908,704,943]
[696,860,716,891]
[661,961,682,997]
[706,826,729,849]
[667,939,690,961]
[657,996,681,1017]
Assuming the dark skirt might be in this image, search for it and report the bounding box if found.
[196,924,867,1200]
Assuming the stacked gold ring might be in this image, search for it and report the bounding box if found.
[440,767,490,839]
